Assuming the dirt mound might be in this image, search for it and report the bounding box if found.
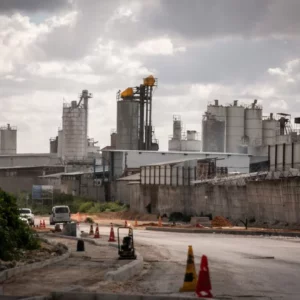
[73,211,158,222]
[211,216,233,227]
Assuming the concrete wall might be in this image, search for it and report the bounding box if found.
[0,154,60,167]
[129,178,300,224]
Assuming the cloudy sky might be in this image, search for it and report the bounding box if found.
[1,0,300,153]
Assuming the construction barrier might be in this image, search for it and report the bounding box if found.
[179,245,198,292]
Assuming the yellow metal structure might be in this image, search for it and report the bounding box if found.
[121,87,133,98]
[179,245,198,292]
[143,75,155,86]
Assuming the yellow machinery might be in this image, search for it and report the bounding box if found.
[120,87,133,98]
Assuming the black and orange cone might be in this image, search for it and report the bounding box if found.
[195,255,213,298]
[89,224,94,235]
[179,245,198,292]
[108,223,116,242]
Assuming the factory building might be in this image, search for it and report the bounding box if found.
[0,124,17,154]
[115,75,159,151]
[103,149,250,180]
[168,115,201,152]
[202,99,300,157]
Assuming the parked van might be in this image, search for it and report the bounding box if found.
[49,206,71,225]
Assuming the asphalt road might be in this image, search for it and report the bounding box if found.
[36,218,300,299]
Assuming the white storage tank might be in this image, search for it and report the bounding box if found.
[207,100,227,122]
[202,113,225,152]
[226,100,245,153]
[244,102,263,147]
[116,99,139,150]
[0,124,17,154]
[262,114,280,146]
[181,140,201,151]
[168,138,181,151]
[62,101,88,160]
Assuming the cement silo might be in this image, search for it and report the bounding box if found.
[181,130,201,151]
[57,129,63,158]
[62,90,92,161]
[0,124,17,154]
[116,99,140,150]
[263,113,280,146]
[202,113,225,152]
[244,100,263,147]
[226,100,245,153]
[207,100,227,122]
[50,137,58,153]
[168,115,182,151]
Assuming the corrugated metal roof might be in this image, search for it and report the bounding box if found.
[142,157,218,167]
[117,173,140,181]
[101,149,250,156]
[39,166,109,178]
[0,165,64,170]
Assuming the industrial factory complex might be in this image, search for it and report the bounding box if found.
[1,75,300,224]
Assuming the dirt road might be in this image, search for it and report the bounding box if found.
[2,236,127,297]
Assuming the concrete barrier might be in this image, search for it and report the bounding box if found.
[51,292,199,300]
[145,226,300,237]
[104,252,143,281]
[0,240,71,283]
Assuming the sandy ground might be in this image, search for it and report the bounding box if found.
[2,236,127,297]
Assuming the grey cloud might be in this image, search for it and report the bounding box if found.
[36,1,121,60]
[142,39,300,86]
[109,0,300,42]
[0,0,71,13]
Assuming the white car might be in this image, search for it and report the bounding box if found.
[19,208,34,226]
[19,216,29,225]
[49,206,71,225]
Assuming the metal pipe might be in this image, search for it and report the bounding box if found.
[283,143,286,171]
[292,143,294,168]
[275,144,278,171]
[268,145,270,171]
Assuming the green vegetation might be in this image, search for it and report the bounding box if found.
[16,192,129,215]
[0,189,40,261]
[78,201,129,213]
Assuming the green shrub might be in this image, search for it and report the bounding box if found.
[78,201,94,213]
[0,189,40,260]
[85,217,94,223]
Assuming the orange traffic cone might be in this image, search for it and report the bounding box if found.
[158,216,162,227]
[195,255,213,298]
[179,245,198,292]
[134,219,138,227]
[89,224,94,235]
[94,224,100,238]
[125,220,128,227]
[108,223,116,242]
[39,220,42,228]
[42,220,46,228]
